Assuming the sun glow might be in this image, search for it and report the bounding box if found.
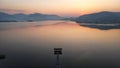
[0,0,120,16]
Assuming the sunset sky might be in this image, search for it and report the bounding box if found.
[0,0,120,16]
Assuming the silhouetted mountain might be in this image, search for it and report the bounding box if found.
[72,11,120,30]
[0,12,63,22]
[0,12,17,22]
[27,13,62,21]
[75,11,120,24]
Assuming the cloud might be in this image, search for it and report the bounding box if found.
[0,8,26,14]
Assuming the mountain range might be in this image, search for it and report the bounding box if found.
[71,11,120,30]
[74,11,120,24]
[0,12,63,22]
[0,11,120,24]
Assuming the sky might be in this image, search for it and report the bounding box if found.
[0,0,120,17]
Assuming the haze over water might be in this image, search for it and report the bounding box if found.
[0,20,120,68]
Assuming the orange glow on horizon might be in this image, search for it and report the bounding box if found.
[0,0,120,16]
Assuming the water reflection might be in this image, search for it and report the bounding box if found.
[0,20,120,68]
[79,23,120,30]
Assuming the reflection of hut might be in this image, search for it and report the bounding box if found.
[0,55,6,59]
[54,48,62,68]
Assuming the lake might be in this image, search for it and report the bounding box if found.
[0,20,120,68]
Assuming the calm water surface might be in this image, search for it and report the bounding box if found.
[0,20,120,68]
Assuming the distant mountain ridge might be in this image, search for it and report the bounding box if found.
[75,11,120,24]
[1,11,120,24]
[72,11,120,30]
[0,12,63,22]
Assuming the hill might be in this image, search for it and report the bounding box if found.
[75,11,120,24]
[0,12,63,22]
